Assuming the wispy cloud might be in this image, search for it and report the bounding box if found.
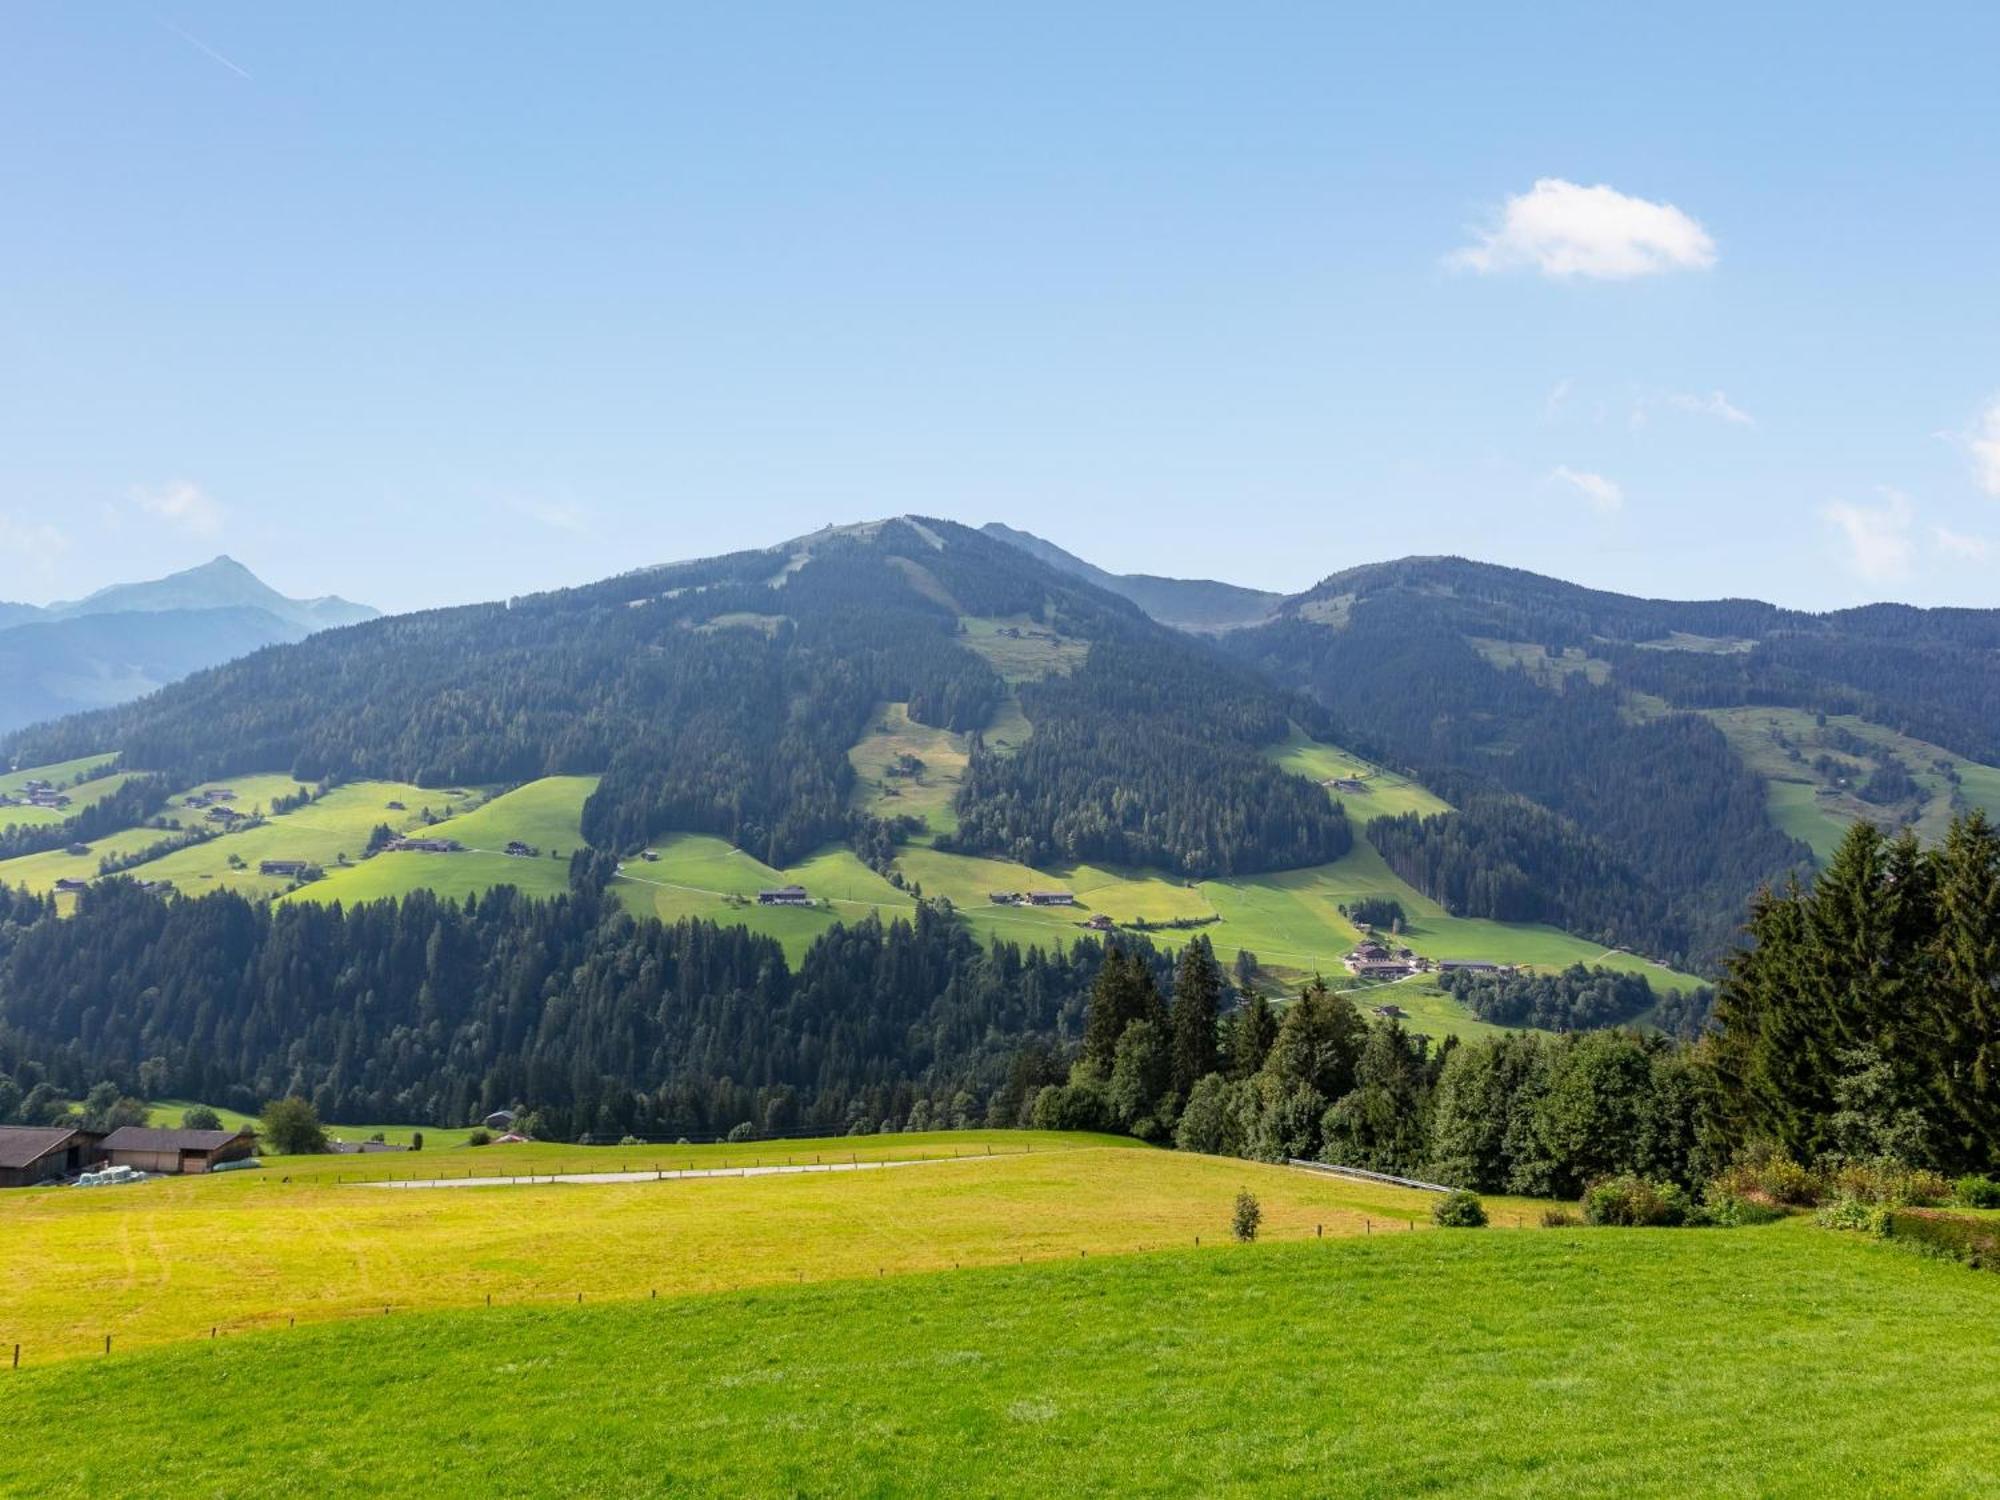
[0,513,69,581]
[1541,378,1574,422]
[508,497,591,535]
[1450,179,1717,280]
[1971,396,2000,498]
[1824,488,1916,584]
[131,480,224,536]
[1667,390,1755,427]
[160,18,252,80]
[1934,525,1990,561]
[1550,465,1624,514]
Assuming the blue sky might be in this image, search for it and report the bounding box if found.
[2,4,1996,614]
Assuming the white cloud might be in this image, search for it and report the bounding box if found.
[0,513,69,580]
[131,480,223,536]
[1450,178,1717,280]
[1667,390,1755,426]
[1824,489,1916,584]
[1550,465,1624,514]
[1971,396,2000,498]
[1542,377,1574,421]
[1934,525,1990,560]
[508,497,590,535]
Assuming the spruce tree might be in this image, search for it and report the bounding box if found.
[1169,937,1223,1097]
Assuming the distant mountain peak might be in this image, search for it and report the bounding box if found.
[44,556,377,632]
[981,522,1281,632]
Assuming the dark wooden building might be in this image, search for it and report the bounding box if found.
[0,1126,102,1188]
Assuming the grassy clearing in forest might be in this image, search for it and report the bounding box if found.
[5,1218,1996,1498]
[1264,723,1452,824]
[288,777,591,907]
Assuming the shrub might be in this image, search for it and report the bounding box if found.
[180,1105,223,1132]
[1540,1207,1579,1228]
[1815,1197,1891,1236]
[1828,1158,1951,1207]
[467,1128,493,1146]
[1583,1175,1694,1228]
[1232,1189,1262,1243]
[410,1131,423,1152]
[1887,1209,2000,1269]
[1954,1174,2000,1209]
[618,1134,643,1147]
[1701,1193,1784,1228]
[1711,1150,1823,1208]
[1432,1190,1487,1228]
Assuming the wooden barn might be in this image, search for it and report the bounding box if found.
[0,1126,103,1188]
[96,1126,255,1175]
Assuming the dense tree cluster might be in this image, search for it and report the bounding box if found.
[945,635,1350,877]
[1713,813,2000,1174]
[1438,962,1689,1032]
[0,877,1166,1141]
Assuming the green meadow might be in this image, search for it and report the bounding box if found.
[849,700,972,838]
[122,779,477,900]
[4,1217,1995,1498]
[289,776,595,908]
[1264,723,1453,824]
[0,756,141,830]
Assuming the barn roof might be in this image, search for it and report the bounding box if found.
[0,1126,85,1170]
[98,1126,249,1154]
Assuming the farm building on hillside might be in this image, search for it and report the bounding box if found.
[1438,960,1505,974]
[96,1126,255,1175]
[1027,891,1076,906]
[504,841,538,857]
[757,885,811,906]
[484,1109,516,1131]
[53,878,89,894]
[1085,913,1115,931]
[0,1126,104,1189]
[385,836,462,853]
[1328,778,1369,793]
[260,859,312,878]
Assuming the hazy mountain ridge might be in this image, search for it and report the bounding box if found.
[0,557,378,735]
[981,523,1281,632]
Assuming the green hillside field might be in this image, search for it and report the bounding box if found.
[3,1211,1995,1497]
[121,779,480,901]
[1264,723,1453,824]
[0,755,139,830]
[288,776,596,908]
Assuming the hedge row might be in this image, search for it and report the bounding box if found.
[1887,1209,2000,1271]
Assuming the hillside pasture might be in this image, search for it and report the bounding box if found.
[0,1136,1520,1365]
[0,768,148,831]
[0,752,120,797]
[612,834,917,959]
[124,779,475,901]
[848,701,970,839]
[287,777,588,907]
[1265,724,1452,824]
[961,614,1090,682]
[6,1222,1998,1497]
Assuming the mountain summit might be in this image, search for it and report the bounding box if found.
[0,558,379,735]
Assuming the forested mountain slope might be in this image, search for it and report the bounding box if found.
[6,520,1343,881]
[1222,556,2000,970]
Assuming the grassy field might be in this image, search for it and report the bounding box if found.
[1265,724,1453,824]
[0,1135,1548,1365]
[613,833,919,959]
[287,777,589,907]
[0,756,141,830]
[4,1218,1995,1497]
[120,779,477,900]
[960,614,1091,682]
[849,700,971,838]
[134,1100,477,1150]
[1702,706,2000,862]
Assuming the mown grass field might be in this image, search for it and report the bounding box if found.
[121,778,476,899]
[1264,723,1453,824]
[960,614,1090,681]
[0,755,141,830]
[290,777,592,908]
[4,1217,1995,1498]
[0,1135,1543,1365]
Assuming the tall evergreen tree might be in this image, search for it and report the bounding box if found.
[1168,937,1223,1097]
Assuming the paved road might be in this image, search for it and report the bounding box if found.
[353,1154,991,1191]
